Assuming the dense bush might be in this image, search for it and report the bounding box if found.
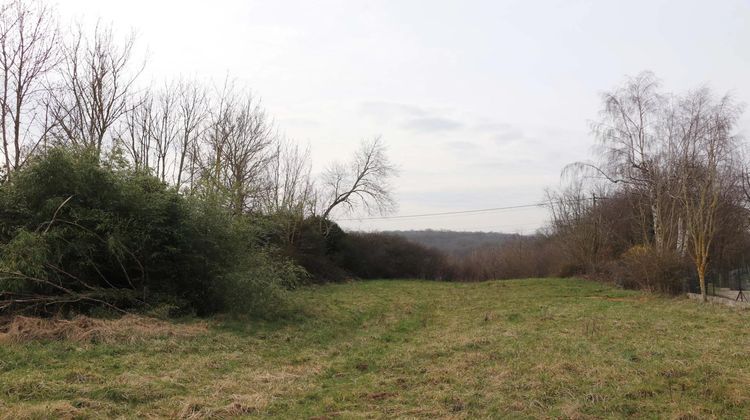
[337,232,448,280]
[217,250,305,317]
[4,148,520,318]
[606,246,691,294]
[0,148,304,316]
[272,222,450,282]
[278,216,349,283]
[445,235,567,281]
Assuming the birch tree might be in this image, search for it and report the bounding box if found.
[573,72,694,255]
[676,90,742,301]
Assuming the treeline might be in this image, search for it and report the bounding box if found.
[385,230,520,256]
[549,72,749,299]
[2,0,747,316]
[0,0,405,316]
[441,72,750,299]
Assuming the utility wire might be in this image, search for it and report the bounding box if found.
[339,196,600,221]
[339,203,545,221]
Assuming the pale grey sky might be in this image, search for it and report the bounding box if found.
[57,0,750,233]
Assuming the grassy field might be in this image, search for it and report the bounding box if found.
[2,278,750,418]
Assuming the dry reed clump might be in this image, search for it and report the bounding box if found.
[0,315,208,344]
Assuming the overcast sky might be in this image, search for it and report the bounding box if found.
[57,0,750,233]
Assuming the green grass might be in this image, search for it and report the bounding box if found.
[2,278,750,418]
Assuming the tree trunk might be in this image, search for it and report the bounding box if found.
[13,91,21,169]
[176,148,186,187]
[698,264,707,303]
[2,72,11,178]
[1,117,9,178]
[676,217,686,257]
[651,195,663,250]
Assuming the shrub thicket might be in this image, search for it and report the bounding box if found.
[283,216,349,283]
[337,232,447,280]
[0,148,303,316]
[0,148,457,318]
[606,246,690,294]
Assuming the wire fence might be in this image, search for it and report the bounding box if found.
[686,266,750,300]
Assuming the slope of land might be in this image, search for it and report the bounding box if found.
[384,230,521,256]
[1,279,749,418]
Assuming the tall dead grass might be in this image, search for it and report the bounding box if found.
[0,315,207,344]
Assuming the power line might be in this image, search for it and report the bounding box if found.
[338,203,544,221]
[461,222,544,231]
[338,196,601,222]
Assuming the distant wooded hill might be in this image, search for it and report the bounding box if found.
[382,230,523,256]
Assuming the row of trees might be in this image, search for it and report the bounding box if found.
[0,0,398,232]
[0,0,400,316]
[548,72,748,299]
[436,73,749,300]
[5,0,742,314]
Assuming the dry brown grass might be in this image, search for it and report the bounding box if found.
[4,279,750,418]
[0,314,207,344]
[0,400,83,420]
[174,394,269,419]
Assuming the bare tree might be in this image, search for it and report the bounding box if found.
[319,136,397,221]
[116,90,153,172]
[197,83,276,214]
[569,72,747,299]
[151,82,178,182]
[261,138,315,244]
[115,80,206,185]
[675,89,743,301]
[545,181,607,273]
[174,79,207,190]
[50,23,141,156]
[264,138,314,213]
[0,0,59,179]
[222,97,275,214]
[571,72,689,254]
